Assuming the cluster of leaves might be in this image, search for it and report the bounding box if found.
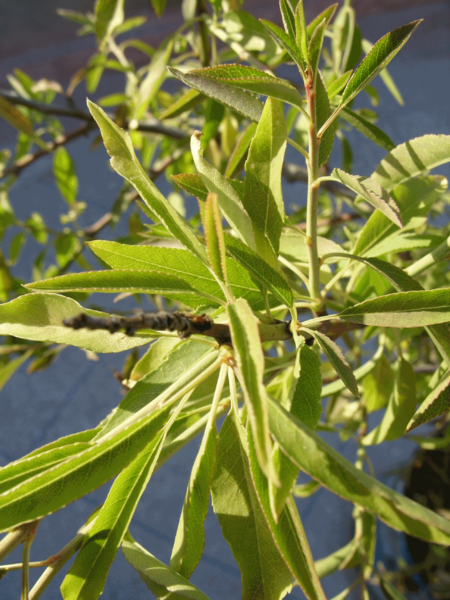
[1,0,450,598]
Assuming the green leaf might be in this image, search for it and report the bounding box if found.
[244,97,286,267]
[407,368,450,431]
[0,402,170,532]
[97,341,218,439]
[380,576,408,600]
[341,107,395,152]
[159,89,204,120]
[295,0,309,73]
[370,134,450,191]
[340,20,421,107]
[247,427,326,600]
[302,328,359,397]
[268,397,450,545]
[172,173,209,202]
[87,101,208,265]
[88,241,267,311]
[0,352,30,394]
[339,289,450,328]
[279,0,295,39]
[366,233,442,258]
[327,71,352,99]
[362,38,404,105]
[204,193,228,284]
[0,96,33,137]
[26,270,221,309]
[122,538,211,599]
[329,168,401,227]
[53,147,78,205]
[211,411,292,600]
[211,10,279,56]
[190,65,304,111]
[224,122,257,179]
[316,71,334,166]
[280,228,342,263]
[61,432,165,600]
[168,67,263,123]
[363,354,394,413]
[314,540,358,579]
[95,0,124,50]
[150,0,166,17]
[363,359,416,445]
[307,4,337,38]
[170,413,217,578]
[308,19,326,82]
[224,234,294,310]
[136,38,173,119]
[130,337,179,381]
[227,299,275,484]
[0,293,154,353]
[354,176,448,257]
[259,19,303,70]
[191,132,256,251]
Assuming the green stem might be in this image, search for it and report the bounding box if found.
[21,522,39,600]
[305,71,322,310]
[0,522,38,563]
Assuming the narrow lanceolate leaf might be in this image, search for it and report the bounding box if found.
[170,420,217,578]
[363,359,416,445]
[354,176,448,257]
[244,98,286,267]
[204,193,228,284]
[308,19,326,82]
[260,19,303,70]
[341,108,395,152]
[295,0,309,72]
[0,403,170,532]
[136,38,173,119]
[340,20,422,108]
[330,169,401,227]
[61,433,166,600]
[172,173,209,202]
[87,101,208,265]
[247,427,326,600]
[189,65,304,110]
[279,0,295,39]
[268,397,450,545]
[227,299,276,485]
[150,0,166,18]
[316,71,334,167]
[0,293,154,353]
[224,234,294,310]
[122,539,211,600]
[159,89,204,120]
[302,328,359,397]
[327,71,353,99]
[211,412,292,600]
[53,147,78,204]
[95,0,124,50]
[191,132,255,251]
[407,368,450,431]
[225,122,257,179]
[168,67,264,123]
[88,241,267,311]
[26,270,221,309]
[363,354,394,413]
[307,4,337,38]
[340,289,450,328]
[370,134,450,191]
[97,341,217,439]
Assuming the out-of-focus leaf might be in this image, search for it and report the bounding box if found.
[136,38,173,119]
[327,71,352,99]
[380,576,408,600]
[211,411,292,600]
[307,4,337,38]
[159,89,204,120]
[0,293,154,353]
[122,538,211,599]
[363,354,394,413]
[0,351,31,394]
[268,397,450,545]
[407,368,450,431]
[95,0,124,50]
[225,122,257,179]
[150,0,167,17]
[53,147,78,205]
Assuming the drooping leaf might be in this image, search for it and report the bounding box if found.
[191,132,255,251]
[88,241,267,311]
[268,397,450,545]
[302,328,359,397]
[122,538,211,600]
[0,403,170,532]
[168,67,264,123]
[87,101,208,265]
[363,359,416,444]
[0,293,154,353]
[243,97,286,267]
[61,432,166,600]
[407,368,450,431]
[211,412,292,600]
[340,20,422,108]
[247,427,326,600]
[95,0,124,50]
[227,299,275,484]
[224,234,294,310]
[225,122,257,179]
[26,270,222,309]
[189,65,304,111]
[339,289,450,328]
[330,168,401,227]
[341,107,395,152]
[53,147,78,205]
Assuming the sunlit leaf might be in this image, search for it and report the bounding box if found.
[407,368,450,431]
